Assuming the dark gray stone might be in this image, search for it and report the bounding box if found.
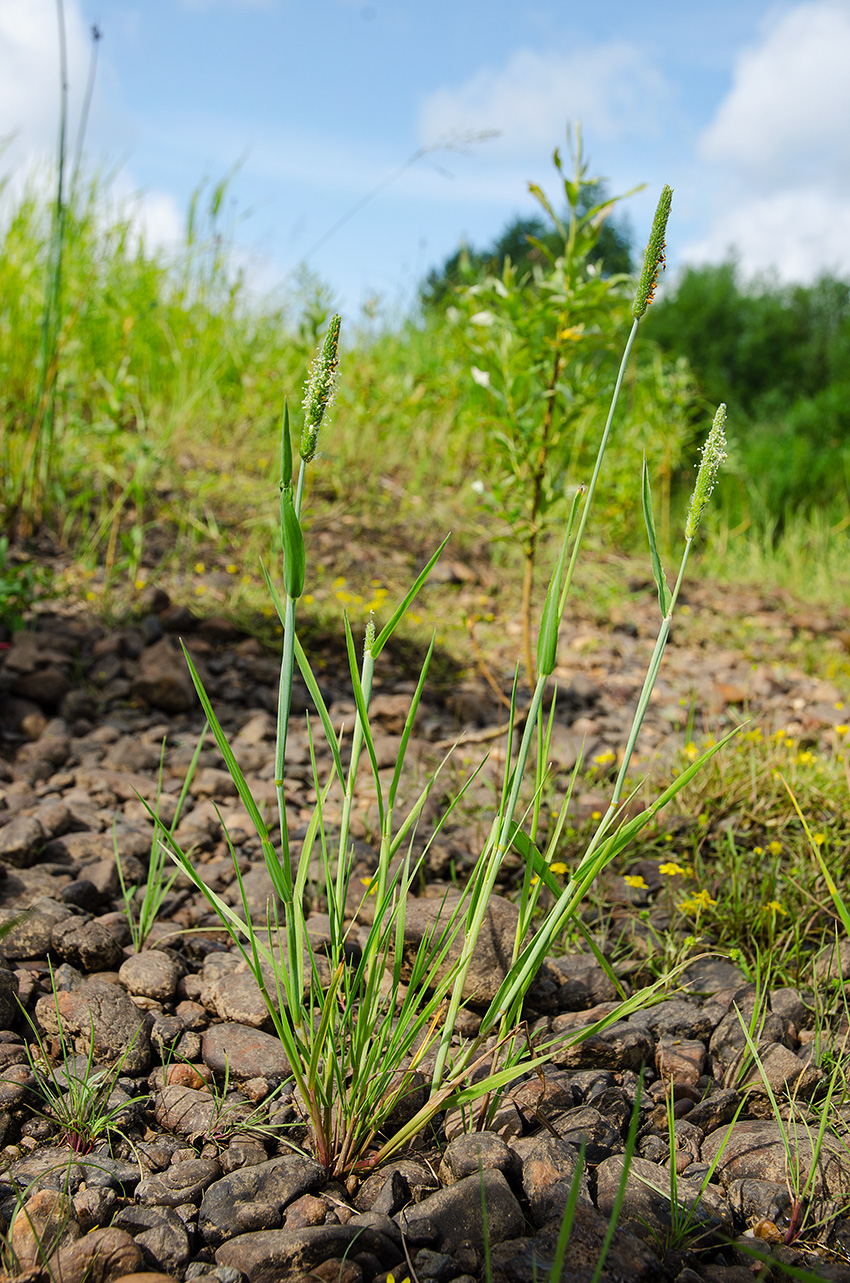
[50,917,125,972]
[111,1203,191,1275]
[202,1022,291,1082]
[0,815,45,867]
[437,1131,517,1185]
[34,979,152,1074]
[397,1169,524,1253]
[512,1134,590,1229]
[596,1153,733,1245]
[215,1224,403,1283]
[137,1157,221,1208]
[200,1153,326,1247]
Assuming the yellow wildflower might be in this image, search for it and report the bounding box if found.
[624,875,649,890]
[679,889,717,914]
[659,862,686,877]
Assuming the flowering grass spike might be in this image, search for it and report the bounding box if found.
[301,313,342,462]
[685,403,728,540]
[633,184,673,318]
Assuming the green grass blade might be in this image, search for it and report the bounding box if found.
[642,453,671,615]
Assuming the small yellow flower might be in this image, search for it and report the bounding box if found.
[194,561,205,574]
[753,846,764,856]
[549,862,569,876]
[593,751,616,766]
[797,751,813,765]
[762,900,787,915]
[134,579,145,590]
[226,564,238,575]
[591,810,602,821]
[768,841,782,856]
[784,738,794,749]
[624,875,649,890]
[664,833,673,842]
[241,574,252,586]
[684,742,697,760]
[359,876,377,896]
[835,724,849,736]
[679,889,717,914]
[195,585,206,596]
[836,702,845,711]
[659,862,686,877]
[814,832,826,846]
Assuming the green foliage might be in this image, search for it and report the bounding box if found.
[445,138,698,677]
[0,538,48,632]
[644,262,850,518]
[0,172,314,557]
[420,185,633,310]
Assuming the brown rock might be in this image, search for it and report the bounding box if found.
[10,1189,81,1272]
[51,918,126,972]
[136,1157,221,1208]
[35,979,152,1073]
[46,1226,143,1283]
[202,1022,292,1082]
[215,1225,403,1282]
[131,639,196,713]
[111,1275,180,1283]
[596,1153,733,1243]
[550,1018,654,1071]
[397,1169,524,1252]
[119,951,181,1003]
[702,1119,850,1197]
[400,892,520,1005]
[153,1085,223,1140]
[656,1035,707,1087]
[17,666,73,709]
[0,813,45,867]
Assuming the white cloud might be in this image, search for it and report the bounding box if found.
[418,44,669,158]
[687,0,850,283]
[700,1,850,190]
[122,186,185,252]
[681,186,850,281]
[0,0,93,172]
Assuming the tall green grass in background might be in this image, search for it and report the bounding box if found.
[1,120,848,607]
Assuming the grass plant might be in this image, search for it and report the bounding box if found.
[120,730,207,951]
[159,184,739,1179]
[19,992,140,1156]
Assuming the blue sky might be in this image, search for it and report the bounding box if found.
[3,0,850,315]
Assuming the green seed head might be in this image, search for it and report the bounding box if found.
[301,314,342,462]
[685,404,727,540]
[633,185,673,319]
